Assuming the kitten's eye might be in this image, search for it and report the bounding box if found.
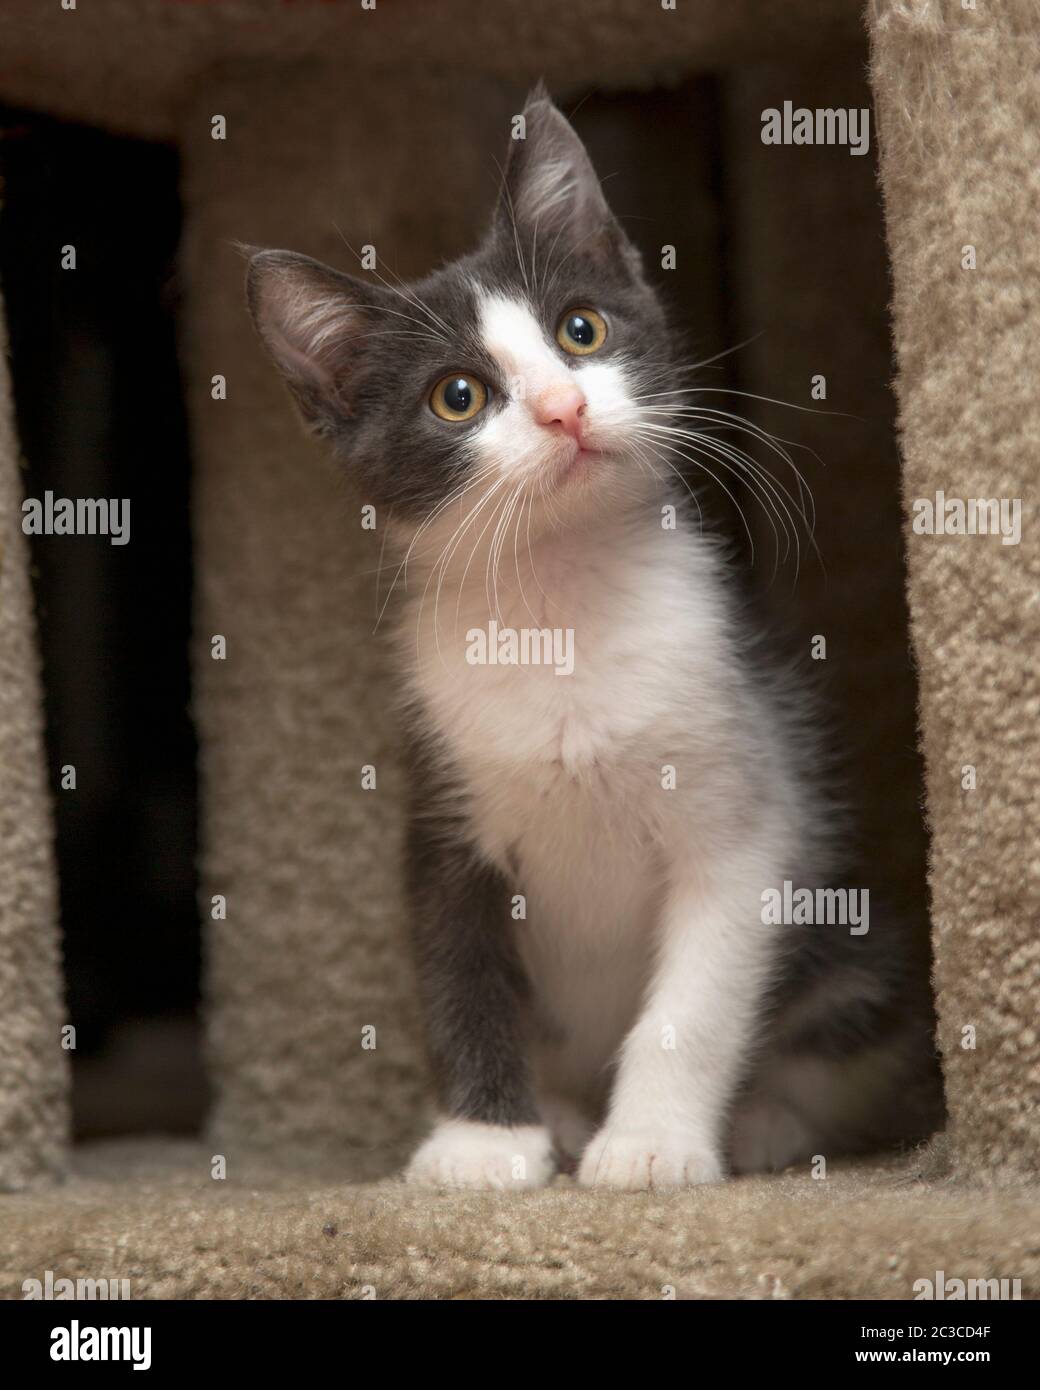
[430,374,488,422]
[557,307,607,356]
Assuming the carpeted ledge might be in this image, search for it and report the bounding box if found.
[2,1138,1037,1299]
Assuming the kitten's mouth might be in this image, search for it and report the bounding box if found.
[555,445,601,487]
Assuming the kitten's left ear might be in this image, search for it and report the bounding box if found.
[499,85,635,269]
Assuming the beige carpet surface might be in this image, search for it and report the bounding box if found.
[871,0,1040,1180]
[2,1138,1037,1300]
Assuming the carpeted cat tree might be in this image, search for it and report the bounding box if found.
[1,0,1037,1298]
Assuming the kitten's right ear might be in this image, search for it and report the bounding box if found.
[245,248,377,437]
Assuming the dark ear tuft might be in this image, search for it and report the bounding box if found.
[499,88,627,266]
[246,249,376,436]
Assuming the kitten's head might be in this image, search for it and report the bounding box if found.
[247,87,678,547]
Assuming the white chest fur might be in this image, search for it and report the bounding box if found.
[397,513,738,1064]
[402,513,721,844]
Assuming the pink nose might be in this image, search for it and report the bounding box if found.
[534,384,587,442]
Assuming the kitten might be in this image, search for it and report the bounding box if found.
[246,87,941,1189]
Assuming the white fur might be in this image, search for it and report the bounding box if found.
[405,1119,554,1190]
[397,294,809,1191]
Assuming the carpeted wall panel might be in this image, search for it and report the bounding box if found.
[869,0,1040,1180]
[0,297,69,1190]
[0,2,861,143]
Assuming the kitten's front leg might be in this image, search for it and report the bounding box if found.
[403,827,554,1191]
[578,852,780,1190]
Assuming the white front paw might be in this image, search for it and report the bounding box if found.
[577,1127,725,1190]
[404,1118,555,1190]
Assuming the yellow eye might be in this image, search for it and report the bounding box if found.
[430,373,488,422]
[556,307,607,356]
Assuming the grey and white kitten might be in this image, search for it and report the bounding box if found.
[247,89,941,1189]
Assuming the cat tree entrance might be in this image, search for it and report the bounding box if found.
[1,0,1036,1298]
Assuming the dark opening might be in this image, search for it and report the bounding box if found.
[0,109,207,1138]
